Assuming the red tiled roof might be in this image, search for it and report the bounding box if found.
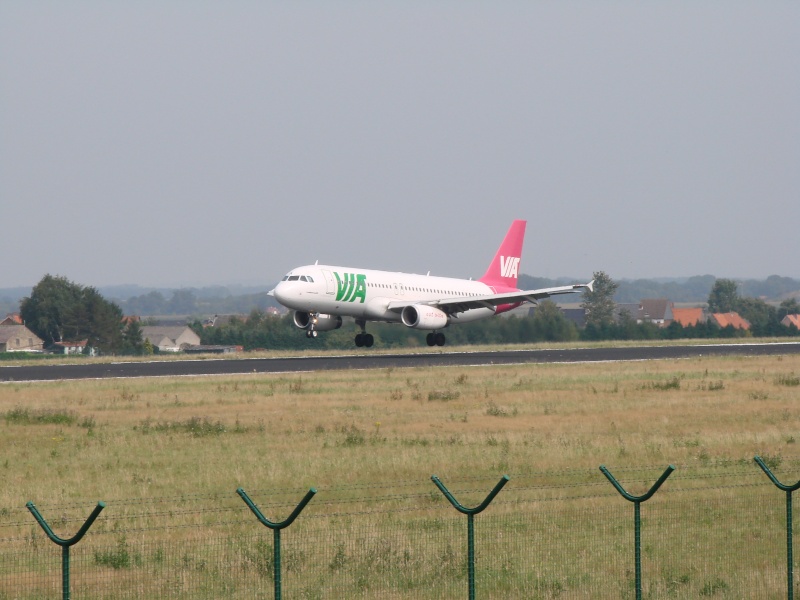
[711,312,750,330]
[671,307,704,327]
[782,314,800,330]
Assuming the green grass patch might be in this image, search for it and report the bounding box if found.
[4,406,77,425]
[428,389,460,401]
[136,416,239,437]
[775,373,800,387]
[641,376,681,391]
[94,536,141,569]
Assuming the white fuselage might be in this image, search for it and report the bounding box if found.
[272,264,509,324]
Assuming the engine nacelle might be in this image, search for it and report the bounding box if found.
[400,305,448,330]
[293,311,343,332]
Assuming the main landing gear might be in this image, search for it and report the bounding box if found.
[426,332,446,347]
[354,319,374,347]
[355,332,374,347]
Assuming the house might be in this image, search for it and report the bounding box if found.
[50,340,93,355]
[710,312,750,331]
[782,314,800,330]
[671,307,705,327]
[615,303,641,322]
[638,299,674,326]
[141,326,201,352]
[0,324,44,352]
[0,314,23,326]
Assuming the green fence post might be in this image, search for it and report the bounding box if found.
[26,500,106,600]
[754,455,800,600]
[237,487,316,600]
[600,465,674,600]
[431,474,509,600]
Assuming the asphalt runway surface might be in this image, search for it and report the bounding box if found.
[2,342,799,382]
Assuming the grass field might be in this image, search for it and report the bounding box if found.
[2,349,800,597]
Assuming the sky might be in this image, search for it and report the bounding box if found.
[1,2,798,289]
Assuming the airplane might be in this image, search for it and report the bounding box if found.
[269,219,593,347]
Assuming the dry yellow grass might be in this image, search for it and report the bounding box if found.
[1,352,799,598]
[1,353,799,502]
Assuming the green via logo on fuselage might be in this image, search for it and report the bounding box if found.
[334,272,367,303]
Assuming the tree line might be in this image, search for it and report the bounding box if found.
[10,273,800,356]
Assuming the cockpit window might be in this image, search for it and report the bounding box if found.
[284,274,314,283]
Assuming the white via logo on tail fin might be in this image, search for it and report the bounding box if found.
[500,256,520,279]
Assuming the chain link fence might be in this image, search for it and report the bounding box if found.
[1,463,796,598]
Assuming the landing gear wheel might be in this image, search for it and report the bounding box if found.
[435,332,446,346]
[426,333,436,347]
[306,330,317,339]
[355,333,374,348]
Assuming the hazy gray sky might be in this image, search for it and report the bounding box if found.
[2,2,798,288]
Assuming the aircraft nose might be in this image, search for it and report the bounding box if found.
[271,282,291,305]
[272,284,284,302]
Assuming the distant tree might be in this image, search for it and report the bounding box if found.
[582,271,618,328]
[121,319,146,355]
[166,289,198,315]
[736,297,777,335]
[530,300,578,342]
[21,275,84,345]
[20,275,125,353]
[82,286,124,353]
[122,291,167,315]
[707,279,739,313]
[778,298,800,320]
[740,275,800,299]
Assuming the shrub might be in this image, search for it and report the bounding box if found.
[775,373,800,387]
[4,407,76,426]
[428,389,460,402]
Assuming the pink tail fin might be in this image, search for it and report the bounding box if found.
[478,220,527,290]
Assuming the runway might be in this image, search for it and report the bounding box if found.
[2,342,799,382]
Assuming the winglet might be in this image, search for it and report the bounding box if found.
[585,279,594,293]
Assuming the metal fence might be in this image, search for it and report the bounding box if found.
[2,460,798,599]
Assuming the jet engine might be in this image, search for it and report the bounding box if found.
[400,305,448,330]
[293,311,343,331]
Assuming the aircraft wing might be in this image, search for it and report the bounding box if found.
[387,281,593,316]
